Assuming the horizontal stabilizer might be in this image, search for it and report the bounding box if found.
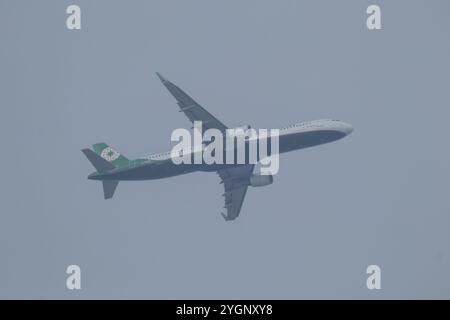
[102,180,119,199]
[82,149,115,173]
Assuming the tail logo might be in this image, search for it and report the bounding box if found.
[100,147,120,162]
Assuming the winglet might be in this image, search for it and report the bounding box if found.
[156,72,168,83]
[221,212,233,222]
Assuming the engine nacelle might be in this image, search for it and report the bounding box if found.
[249,174,273,187]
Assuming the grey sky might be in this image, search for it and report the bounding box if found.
[1,0,450,299]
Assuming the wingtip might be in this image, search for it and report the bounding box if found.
[156,72,167,83]
[221,212,233,221]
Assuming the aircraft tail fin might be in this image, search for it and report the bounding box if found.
[81,148,120,200]
[102,180,119,199]
[92,143,130,169]
[82,149,115,173]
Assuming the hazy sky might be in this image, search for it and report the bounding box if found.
[1,0,450,299]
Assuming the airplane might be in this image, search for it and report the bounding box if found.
[82,73,353,221]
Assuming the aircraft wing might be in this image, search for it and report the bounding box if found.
[156,72,228,133]
[217,164,255,221]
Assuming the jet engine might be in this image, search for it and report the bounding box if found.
[249,174,273,187]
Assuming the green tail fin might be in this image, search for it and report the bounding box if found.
[92,143,130,168]
[82,149,115,173]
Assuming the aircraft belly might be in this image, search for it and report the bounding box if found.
[111,162,197,181]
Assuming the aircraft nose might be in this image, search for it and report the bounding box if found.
[327,120,353,135]
[342,122,353,135]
